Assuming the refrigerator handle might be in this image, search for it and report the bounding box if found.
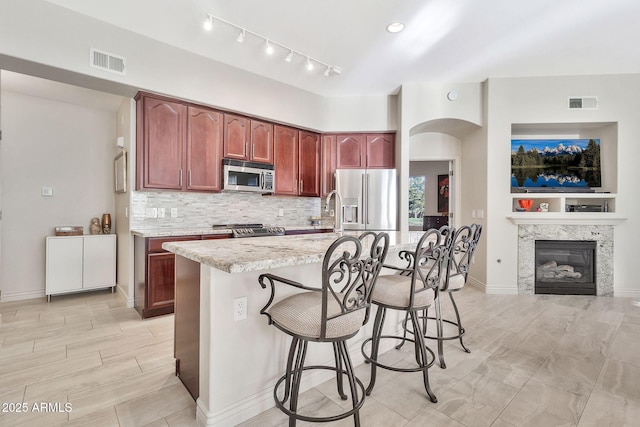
[366,173,370,224]
[362,174,367,225]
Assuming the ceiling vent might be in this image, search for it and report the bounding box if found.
[90,48,126,75]
[568,96,598,110]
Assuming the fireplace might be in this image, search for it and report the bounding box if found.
[535,240,596,295]
[517,224,613,296]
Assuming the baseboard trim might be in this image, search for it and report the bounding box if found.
[614,289,640,298]
[116,285,134,308]
[196,333,399,426]
[0,289,45,302]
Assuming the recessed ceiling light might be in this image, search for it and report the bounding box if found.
[386,22,405,33]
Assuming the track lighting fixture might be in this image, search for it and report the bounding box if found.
[202,14,341,76]
[203,15,213,31]
[265,40,274,55]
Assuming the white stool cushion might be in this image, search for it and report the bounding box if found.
[268,291,366,339]
[372,275,435,309]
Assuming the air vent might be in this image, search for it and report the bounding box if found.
[90,48,126,75]
[568,96,598,110]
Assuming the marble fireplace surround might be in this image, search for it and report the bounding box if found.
[517,224,614,296]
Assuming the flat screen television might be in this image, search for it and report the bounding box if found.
[511,138,601,191]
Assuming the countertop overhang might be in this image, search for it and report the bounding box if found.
[162,231,425,274]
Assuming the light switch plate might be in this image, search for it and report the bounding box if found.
[146,208,158,218]
[170,208,178,218]
[157,208,165,218]
[41,187,53,197]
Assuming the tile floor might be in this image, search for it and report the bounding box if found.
[1,286,639,426]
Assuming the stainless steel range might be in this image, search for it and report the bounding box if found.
[211,223,285,238]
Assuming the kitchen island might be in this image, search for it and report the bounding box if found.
[163,231,425,427]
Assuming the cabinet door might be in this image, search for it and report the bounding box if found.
[336,134,365,168]
[46,237,83,295]
[147,252,177,310]
[83,235,116,289]
[321,134,337,197]
[299,131,320,197]
[250,120,274,164]
[187,106,224,191]
[366,133,395,168]
[143,96,186,189]
[223,114,250,160]
[274,125,299,195]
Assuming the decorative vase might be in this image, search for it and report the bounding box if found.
[90,217,101,235]
[102,213,112,234]
[518,199,533,211]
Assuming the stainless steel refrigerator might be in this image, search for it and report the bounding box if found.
[335,169,397,230]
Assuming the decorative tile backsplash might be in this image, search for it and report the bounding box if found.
[131,191,335,232]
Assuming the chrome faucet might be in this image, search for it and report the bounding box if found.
[325,190,343,233]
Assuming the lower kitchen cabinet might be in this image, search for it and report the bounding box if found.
[134,234,231,318]
[45,234,116,300]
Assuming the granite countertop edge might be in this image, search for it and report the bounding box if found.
[162,231,426,274]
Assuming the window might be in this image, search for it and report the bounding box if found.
[409,176,425,227]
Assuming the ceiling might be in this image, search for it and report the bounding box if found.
[32,0,640,97]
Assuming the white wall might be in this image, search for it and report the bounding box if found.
[0,0,395,134]
[485,74,640,297]
[0,90,116,300]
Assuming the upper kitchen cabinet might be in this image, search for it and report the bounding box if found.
[274,125,299,195]
[366,133,395,168]
[299,131,321,197]
[223,113,250,160]
[223,114,274,163]
[336,134,365,169]
[135,92,224,192]
[321,134,337,197]
[250,119,274,164]
[335,132,396,169]
[274,127,321,197]
[187,106,224,191]
[137,94,187,190]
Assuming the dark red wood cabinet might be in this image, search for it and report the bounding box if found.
[134,234,230,318]
[136,92,224,192]
[274,125,299,195]
[335,132,395,169]
[223,113,250,160]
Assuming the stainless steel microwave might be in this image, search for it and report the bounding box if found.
[222,159,275,193]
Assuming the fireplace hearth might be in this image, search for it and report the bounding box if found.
[535,240,596,295]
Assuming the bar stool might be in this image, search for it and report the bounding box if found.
[426,223,482,368]
[258,232,389,426]
[361,227,450,403]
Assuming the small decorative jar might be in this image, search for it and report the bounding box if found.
[90,217,101,235]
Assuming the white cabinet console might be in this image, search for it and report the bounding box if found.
[46,234,116,300]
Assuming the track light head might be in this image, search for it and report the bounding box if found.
[306,57,314,71]
[236,29,245,43]
[265,40,274,55]
[203,15,213,31]
[324,66,331,77]
[285,50,293,63]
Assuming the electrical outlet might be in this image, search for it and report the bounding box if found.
[170,208,178,218]
[330,209,335,217]
[278,208,284,217]
[157,208,165,218]
[233,296,247,321]
[146,208,158,218]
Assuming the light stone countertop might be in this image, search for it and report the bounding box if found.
[162,231,426,274]
[131,225,331,238]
